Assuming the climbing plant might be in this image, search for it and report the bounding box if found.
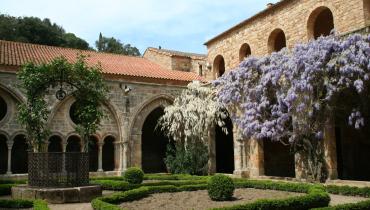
[17,56,108,152]
[215,33,370,182]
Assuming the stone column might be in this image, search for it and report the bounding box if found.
[62,142,67,153]
[324,117,338,180]
[98,142,103,172]
[6,141,13,175]
[245,138,264,178]
[113,142,121,171]
[122,141,129,171]
[207,125,216,174]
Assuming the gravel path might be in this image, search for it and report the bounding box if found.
[329,194,368,206]
[120,188,302,210]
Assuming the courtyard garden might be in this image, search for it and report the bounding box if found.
[0,28,370,210]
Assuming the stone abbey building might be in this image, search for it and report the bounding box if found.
[0,0,370,182]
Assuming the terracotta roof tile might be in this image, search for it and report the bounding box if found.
[0,40,205,82]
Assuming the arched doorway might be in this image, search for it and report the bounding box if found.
[263,139,295,177]
[11,134,28,174]
[142,107,169,173]
[0,134,7,174]
[89,136,99,172]
[48,135,63,152]
[213,55,226,78]
[307,7,334,39]
[66,135,81,152]
[335,114,370,181]
[103,136,115,171]
[268,29,286,53]
[215,116,234,173]
[239,43,251,62]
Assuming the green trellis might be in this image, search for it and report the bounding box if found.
[17,56,108,152]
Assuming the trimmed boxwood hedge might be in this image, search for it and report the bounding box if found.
[91,179,330,210]
[0,199,49,210]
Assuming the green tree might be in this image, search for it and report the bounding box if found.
[95,33,141,56]
[0,13,91,50]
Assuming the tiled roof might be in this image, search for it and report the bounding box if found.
[0,40,204,82]
[145,47,206,59]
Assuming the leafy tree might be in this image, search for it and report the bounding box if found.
[0,13,91,50]
[215,33,370,181]
[95,33,141,56]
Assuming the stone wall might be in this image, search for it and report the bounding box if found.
[205,0,369,80]
[0,70,185,175]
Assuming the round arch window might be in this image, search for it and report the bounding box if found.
[69,102,81,124]
[0,96,7,121]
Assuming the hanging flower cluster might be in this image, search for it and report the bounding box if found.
[214,33,370,145]
[159,81,228,147]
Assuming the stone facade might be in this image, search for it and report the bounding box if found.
[143,47,208,76]
[204,0,370,80]
[0,70,185,176]
[204,0,370,181]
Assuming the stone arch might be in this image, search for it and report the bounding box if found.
[11,134,28,174]
[263,139,295,177]
[0,84,25,129]
[0,133,7,174]
[48,135,63,152]
[213,55,226,78]
[307,6,335,39]
[239,43,251,62]
[89,135,99,172]
[268,28,287,53]
[215,114,235,173]
[364,0,370,26]
[129,95,173,169]
[66,135,82,152]
[102,135,115,171]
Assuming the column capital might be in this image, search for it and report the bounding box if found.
[6,141,13,150]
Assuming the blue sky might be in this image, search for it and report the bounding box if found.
[1,0,279,54]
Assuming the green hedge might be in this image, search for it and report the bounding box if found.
[123,167,144,184]
[0,184,17,196]
[325,185,370,198]
[91,179,330,210]
[313,200,370,210]
[92,173,209,181]
[0,199,49,210]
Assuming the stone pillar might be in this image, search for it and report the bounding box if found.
[207,125,216,174]
[98,142,103,172]
[6,141,13,175]
[122,141,129,171]
[244,138,264,178]
[324,117,338,180]
[113,142,121,171]
[62,142,67,153]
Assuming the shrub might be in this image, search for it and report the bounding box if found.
[164,141,208,175]
[123,167,144,184]
[208,174,235,201]
[0,199,34,208]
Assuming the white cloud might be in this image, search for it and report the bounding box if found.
[1,0,279,53]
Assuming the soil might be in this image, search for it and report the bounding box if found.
[120,188,303,210]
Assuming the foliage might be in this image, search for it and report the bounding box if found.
[0,199,34,208]
[17,56,107,152]
[207,174,235,201]
[214,33,370,181]
[96,33,141,56]
[33,200,50,210]
[325,185,370,197]
[0,184,17,196]
[123,167,144,184]
[0,13,91,50]
[164,141,209,175]
[91,175,330,210]
[159,81,228,146]
[313,199,370,210]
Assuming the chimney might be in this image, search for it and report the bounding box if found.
[267,3,274,8]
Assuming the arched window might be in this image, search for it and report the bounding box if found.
[239,43,251,62]
[69,102,81,125]
[0,96,7,121]
[268,29,286,53]
[11,135,28,174]
[66,135,81,152]
[102,136,115,171]
[0,134,7,174]
[213,55,225,78]
[48,135,63,152]
[307,7,334,39]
